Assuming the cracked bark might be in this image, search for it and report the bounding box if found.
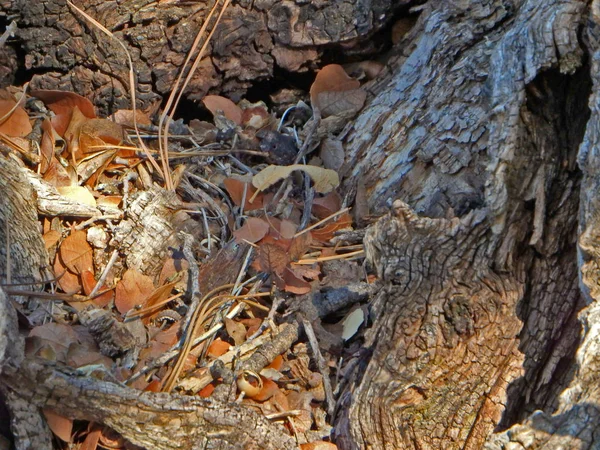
[3,0,600,449]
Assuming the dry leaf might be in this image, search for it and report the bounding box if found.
[252,376,280,402]
[318,89,366,118]
[207,338,231,357]
[144,280,178,310]
[283,267,312,295]
[43,230,61,250]
[0,97,32,137]
[202,95,242,125]
[266,354,284,371]
[80,118,125,151]
[43,410,73,442]
[29,322,80,363]
[310,64,364,118]
[223,177,264,211]
[31,89,96,136]
[319,138,345,171]
[60,230,93,274]
[224,317,247,346]
[233,217,270,243]
[300,442,338,450]
[258,243,289,276]
[342,307,365,341]
[109,109,152,127]
[279,219,297,240]
[81,270,114,307]
[310,212,353,242]
[115,269,155,314]
[312,192,342,219]
[53,253,81,294]
[57,186,97,207]
[252,164,339,194]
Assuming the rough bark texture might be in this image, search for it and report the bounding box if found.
[3,0,600,449]
[5,0,403,115]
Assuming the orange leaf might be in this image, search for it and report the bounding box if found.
[234,217,270,243]
[114,269,155,314]
[310,213,353,242]
[110,109,152,127]
[253,376,280,402]
[43,409,73,442]
[198,383,216,398]
[300,442,338,450]
[43,230,61,250]
[0,98,32,137]
[60,230,93,274]
[31,90,96,136]
[53,253,81,294]
[202,95,242,125]
[144,379,162,392]
[81,270,114,307]
[144,281,178,310]
[266,354,284,371]
[223,178,264,211]
[258,243,289,276]
[207,338,230,357]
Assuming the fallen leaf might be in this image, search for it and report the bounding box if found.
[223,177,264,211]
[319,138,345,171]
[300,442,338,450]
[31,89,96,136]
[258,243,289,276]
[115,269,155,314]
[43,230,61,250]
[207,338,231,357]
[60,230,93,274]
[288,233,312,261]
[0,97,32,137]
[29,322,80,363]
[53,253,81,294]
[252,376,280,402]
[310,213,353,242]
[79,118,125,153]
[233,217,270,243]
[265,354,284,371]
[66,343,112,369]
[57,185,97,207]
[144,280,178,310]
[279,219,297,240]
[109,109,152,127]
[283,267,312,295]
[310,64,365,117]
[198,383,216,398]
[252,164,339,194]
[224,317,247,346]
[202,95,242,125]
[43,410,73,442]
[81,270,114,307]
[342,307,365,341]
[312,192,342,219]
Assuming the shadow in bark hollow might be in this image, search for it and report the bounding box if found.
[499,63,591,430]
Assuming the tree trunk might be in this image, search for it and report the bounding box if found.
[2,0,600,449]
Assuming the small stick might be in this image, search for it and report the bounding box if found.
[302,319,335,417]
[88,249,118,299]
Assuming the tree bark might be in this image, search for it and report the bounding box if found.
[3,0,600,449]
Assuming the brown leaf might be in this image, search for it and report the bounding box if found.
[300,442,338,450]
[234,217,270,244]
[288,233,312,261]
[279,219,297,240]
[310,64,364,117]
[224,317,247,346]
[28,322,79,363]
[81,270,114,307]
[144,281,178,310]
[43,230,61,250]
[115,269,155,314]
[0,98,32,137]
[202,95,242,125]
[223,177,264,211]
[80,118,125,152]
[310,213,353,242]
[283,267,312,295]
[317,88,366,118]
[312,192,342,219]
[319,138,345,171]
[43,410,73,442]
[53,253,81,294]
[31,89,96,136]
[241,103,271,129]
[258,243,289,276]
[60,230,93,274]
[66,343,112,369]
[109,109,152,127]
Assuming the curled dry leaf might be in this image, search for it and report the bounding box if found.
[115,269,155,314]
[31,89,96,136]
[233,217,270,243]
[252,164,339,194]
[202,95,243,125]
[43,410,73,443]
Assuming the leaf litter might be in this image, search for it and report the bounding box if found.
[0,8,381,446]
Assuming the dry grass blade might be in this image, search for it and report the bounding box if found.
[66,1,164,179]
[158,0,231,191]
[0,82,28,125]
